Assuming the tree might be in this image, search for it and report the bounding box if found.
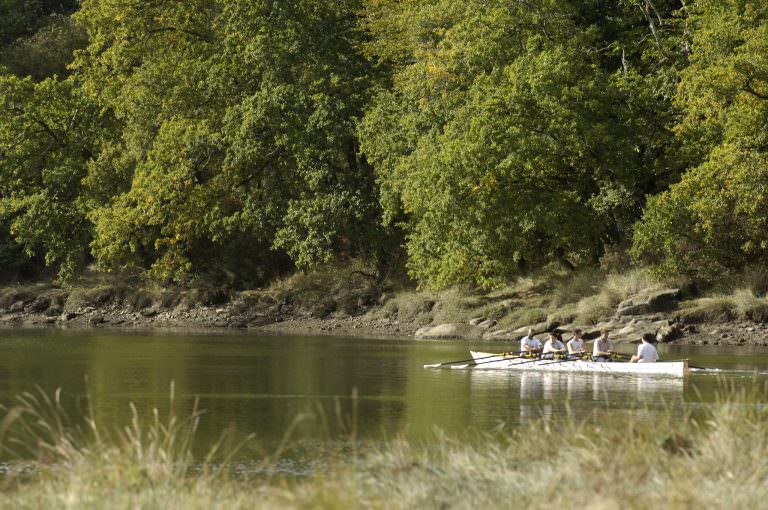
[73,0,383,283]
[0,74,107,278]
[360,0,683,288]
[632,0,768,279]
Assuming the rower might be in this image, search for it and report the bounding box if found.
[520,328,542,357]
[592,329,614,362]
[630,333,659,363]
[566,328,586,358]
[542,333,566,359]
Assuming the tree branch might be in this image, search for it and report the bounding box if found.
[744,79,768,101]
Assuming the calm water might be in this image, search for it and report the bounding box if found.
[1,329,767,464]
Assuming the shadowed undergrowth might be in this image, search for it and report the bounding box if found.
[1,383,768,509]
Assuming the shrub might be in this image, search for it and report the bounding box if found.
[3,387,768,509]
[63,285,122,312]
[675,297,737,324]
[731,289,768,323]
[574,294,614,325]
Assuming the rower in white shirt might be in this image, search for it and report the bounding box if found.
[630,333,659,363]
[542,333,566,359]
[592,329,614,362]
[520,328,542,356]
[566,328,586,358]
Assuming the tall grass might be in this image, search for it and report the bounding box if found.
[676,289,768,324]
[376,267,681,329]
[2,384,768,508]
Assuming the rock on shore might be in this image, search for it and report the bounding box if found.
[1,282,767,347]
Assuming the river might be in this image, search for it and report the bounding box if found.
[1,329,767,470]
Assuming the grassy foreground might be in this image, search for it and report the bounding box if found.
[1,386,768,509]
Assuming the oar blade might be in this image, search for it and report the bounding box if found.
[450,364,471,369]
[423,363,443,368]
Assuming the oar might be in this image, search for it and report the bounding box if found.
[595,353,706,369]
[591,352,632,362]
[450,352,545,369]
[423,351,524,369]
[534,356,583,368]
[666,358,708,370]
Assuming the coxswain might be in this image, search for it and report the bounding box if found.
[566,328,586,358]
[630,333,660,363]
[592,329,614,362]
[520,328,542,356]
[542,333,566,359]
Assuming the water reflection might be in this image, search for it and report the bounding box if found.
[464,369,685,425]
[0,331,766,462]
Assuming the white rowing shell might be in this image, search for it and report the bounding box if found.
[467,351,689,377]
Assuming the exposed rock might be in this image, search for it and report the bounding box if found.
[594,319,626,331]
[647,289,682,309]
[657,323,682,343]
[615,302,653,316]
[613,320,652,342]
[27,296,51,313]
[545,319,562,331]
[556,324,595,339]
[469,317,485,326]
[415,323,486,340]
[511,322,548,336]
[45,305,63,317]
[9,301,25,313]
[482,329,517,340]
[478,319,497,329]
[60,311,77,321]
[89,314,105,325]
[140,307,159,317]
[616,288,681,316]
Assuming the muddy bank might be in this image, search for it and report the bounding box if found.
[0,280,418,338]
[0,295,420,338]
[0,280,767,347]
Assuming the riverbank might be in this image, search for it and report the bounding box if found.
[2,266,768,346]
[2,387,767,509]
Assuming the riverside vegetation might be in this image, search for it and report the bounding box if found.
[2,263,768,347]
[2,1,768,301]
[1,384,768,509]
[4,4,768,506]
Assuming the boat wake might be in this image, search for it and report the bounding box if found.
[690,367,768,377]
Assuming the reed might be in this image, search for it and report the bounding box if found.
[2,383,768,509]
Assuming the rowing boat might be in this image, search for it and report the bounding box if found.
[466,351,689,377]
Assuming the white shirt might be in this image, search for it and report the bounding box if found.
[593,338,613,356]
[521,335,542,352]
[636,342,659,363]
[543,339,565,354]
[567,338,584,354]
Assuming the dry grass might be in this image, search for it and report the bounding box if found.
[675,289,768,324]
[264,262,380,318]
[2,385,768,509]
[374,267,680,329]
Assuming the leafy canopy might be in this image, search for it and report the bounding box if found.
[632,0,768,280]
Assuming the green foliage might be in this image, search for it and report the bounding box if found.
[1,14,86,80]
[73,0,383,283]
[0,74,106,279]
[360,0,682,288]
[633,0,768,280]
[0,0,81,78]
[0,0,43,46]
[3,0,768,289]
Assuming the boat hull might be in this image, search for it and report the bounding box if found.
[469,351,688,377]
